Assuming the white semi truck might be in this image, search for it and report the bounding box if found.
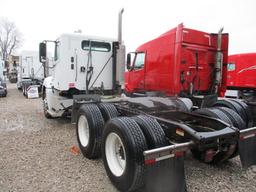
[40,31,125,118]
[17,51,46,97]
[0,59,4,79]
[0,59,7,97]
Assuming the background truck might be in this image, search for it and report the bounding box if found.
[7,55,19,83]
[0,59,7,97]
[124,23,256,125]
[41,11,256,192]
[226,53,256,101]
[17,51,46,97]
[125,23,228,101]
[8,68,18,83]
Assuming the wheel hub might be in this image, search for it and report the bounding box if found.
[105,133,126,177]
[78,115,90,147]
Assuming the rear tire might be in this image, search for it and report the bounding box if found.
[24,84,28,97]
[102,117,147,192]
[195,108,233,125]
[132,115,168,149]
[213,100,247,125]
[76,104,104,159]
[193,108,234,163]
[177,98,193,111]
[216,107,246,130]
[98,103,119,122]
[230,99,253,127]
[216,106,247,159]
[22,84,26,96]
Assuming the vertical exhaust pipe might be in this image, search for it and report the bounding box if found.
[214,27,224,94]
[114,8,126,92]
[118,8,124,45]
[217,27,224,51]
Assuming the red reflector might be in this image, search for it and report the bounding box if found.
[69,83,75,88]
[145,159,156,165]
[240,133,256,140]
[176,128,184,137]
[205,149,214,162]
[174,151,184,157]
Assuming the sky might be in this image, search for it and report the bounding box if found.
[0,0,256,55]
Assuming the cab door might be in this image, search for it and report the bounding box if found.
[125,52,146,94]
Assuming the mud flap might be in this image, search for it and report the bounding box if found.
[144,155,186,192]
[239,128,256,168]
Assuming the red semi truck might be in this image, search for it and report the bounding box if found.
[125,23,228,99]
[226,53,256,101]
[68,22,256,192]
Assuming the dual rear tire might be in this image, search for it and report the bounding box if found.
[102,117,147,191]
[76,103,167,191]
[213,99,253,128]
[102,116,167,191]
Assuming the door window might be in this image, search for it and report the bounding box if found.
[133,53,145,69]
[81,41,111,52]
[227,63,236,71]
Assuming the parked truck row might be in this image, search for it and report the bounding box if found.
[15,51,52,98]
[37,9,256,192]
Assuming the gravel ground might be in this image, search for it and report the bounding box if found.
[1,83,256,192]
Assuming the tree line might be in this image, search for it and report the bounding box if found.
[0,17,23,68]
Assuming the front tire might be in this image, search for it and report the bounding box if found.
[42,89,52,119]
[102,117,147,192]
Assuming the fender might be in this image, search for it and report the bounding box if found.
[43,76,53,89]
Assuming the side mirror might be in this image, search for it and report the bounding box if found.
[126,53,131,70]
[39,42,46,63]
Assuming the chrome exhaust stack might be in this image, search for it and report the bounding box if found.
[115,8,126,88]
[118,8,124,44]
[214,27,224,93]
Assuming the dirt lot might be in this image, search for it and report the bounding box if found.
[1,83,256,192]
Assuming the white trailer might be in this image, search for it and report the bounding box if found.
[17,51,47,97]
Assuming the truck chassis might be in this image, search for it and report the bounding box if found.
[71,95,256,192]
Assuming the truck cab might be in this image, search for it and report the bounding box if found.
[40,33,125,117]
[125,24,229,99]
[50,34,116,93]
[17,51,45,92]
